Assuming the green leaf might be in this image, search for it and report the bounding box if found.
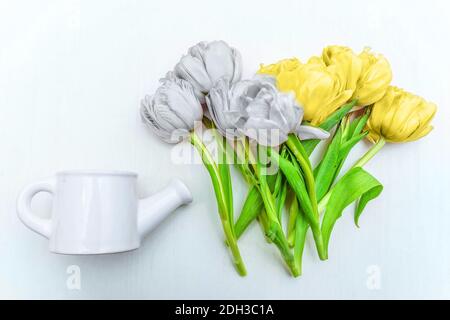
[270,148,326,260]
[234,186,264,239]
[293,207,309,276]
[234,167,279,239]
[332,131,368,181]
[270,150,315,226]
[314,112,369,202]
[321,167,383,256]
[351,113,369,138]
[318,100,357,132]
[314,128,343,200]
[301,100,356,156]
[355,183,383,227]
[275,179,288,222]
[273,169,283,196]
[339,132,368,162]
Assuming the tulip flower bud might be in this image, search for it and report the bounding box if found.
[173,41,242,101]
[366,86,436,143]
[352,48,392,107]
[140,78,203,143]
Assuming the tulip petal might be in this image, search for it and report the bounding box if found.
[244,118,288,147]
[231,47,243,83]
[206,77,248,138]
[296,125,330,140]
[162,71,205,104]
[203,41,235,85]
[175,55,212,92]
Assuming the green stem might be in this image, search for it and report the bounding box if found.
[317,137,386,213]
[190,133,228,220]
[286,134,319,219]
[293,209,309,276]
[243,137,258,174]
[190,132,247,276]
[257,209,272,243]
[352,137,386,168]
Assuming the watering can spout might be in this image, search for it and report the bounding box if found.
[137,179,192,239]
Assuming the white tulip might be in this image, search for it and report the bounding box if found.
[173,41,242,101]
[140,78,203,143]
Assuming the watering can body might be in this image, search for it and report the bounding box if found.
[17,171,192,254]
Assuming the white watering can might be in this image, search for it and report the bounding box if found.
[17,170,192,254]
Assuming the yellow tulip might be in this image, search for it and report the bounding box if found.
[322,45,362,92]
[258,57,353,125]
[366,86,436,143]
[352,48,392,107]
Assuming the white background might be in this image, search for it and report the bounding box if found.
[1,0,449,299]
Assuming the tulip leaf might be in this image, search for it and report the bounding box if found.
[321,167,383,256]
[355,183,383,227]
[234,169,278,238]
[314,112,369,202]
[351,113,369,138]
[314,128,343,200]
[321,99,357,131]
[302,100,356,155]
[275,179,288,223]
[270,148,326,260]
[273,165,283,196]
[273,147,289,223]
[270,150,313,223]
[235,186,264,239]
[339,132,368,162]
[294,206,309,276]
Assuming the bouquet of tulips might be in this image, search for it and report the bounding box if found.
[140,41,437,277]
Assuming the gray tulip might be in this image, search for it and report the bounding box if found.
[205,77,254,139]
[140,78,203,143]
[241,80,329,146]
[173,41,242,101]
